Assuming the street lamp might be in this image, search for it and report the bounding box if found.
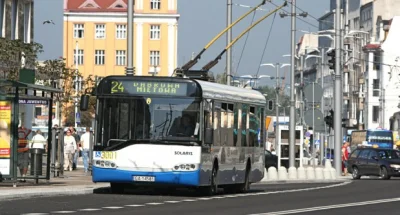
[260,63,290,151]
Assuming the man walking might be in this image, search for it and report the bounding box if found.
[80,127,93,174]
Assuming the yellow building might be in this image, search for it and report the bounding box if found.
[63,0,179,78]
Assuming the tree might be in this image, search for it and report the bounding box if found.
[36,58,95,127]
[0,38,43,80]
[215,72,227,84]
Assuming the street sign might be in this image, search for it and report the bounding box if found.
[304,108,325,133]
[76,112,81,124]
[304,82,323,103]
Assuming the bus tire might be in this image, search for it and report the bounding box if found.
[239,163,251,193]
[110,183,125,194]
[200,165,218,196]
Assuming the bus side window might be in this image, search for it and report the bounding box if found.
[213,102,221,146]
[241,104,248,147]
[221,103,227,146]
[227,104,234,146]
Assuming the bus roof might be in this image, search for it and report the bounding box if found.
[96,76,266,105]
[194,79,266,105]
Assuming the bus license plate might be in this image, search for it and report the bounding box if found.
[133,176,155,182]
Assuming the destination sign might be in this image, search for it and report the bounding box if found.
[109,80,189,96]
[19,99,48,105]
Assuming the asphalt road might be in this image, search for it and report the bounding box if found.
[1,179,400,215]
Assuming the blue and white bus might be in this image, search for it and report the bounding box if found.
[82,75,266,195]
[350,129,394,150]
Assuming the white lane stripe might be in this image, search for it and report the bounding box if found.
[182,199,196,202]
[197,197,212,200]
[78,208,102,211]
[248,197,400,215]
[21,214,49,215]
[146,202,164,205]
[164,201,181,203]
[103,206,124,209]
[50,212,76,214]
[125,204,145,207]
[212,196,225,199]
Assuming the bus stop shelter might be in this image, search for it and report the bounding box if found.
[0,80,62,187]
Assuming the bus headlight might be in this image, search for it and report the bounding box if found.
[390,164,400,169]
[93,160,117,169]
[173,164,199,171]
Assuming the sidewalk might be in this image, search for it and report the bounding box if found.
[0,168,108,201]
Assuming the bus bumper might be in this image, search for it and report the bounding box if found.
[92,167,200,186]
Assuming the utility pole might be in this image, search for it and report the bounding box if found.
[300,55,304,126]
[226,0,233,86]
[74,41,79,128]
[334,0,342,177]
[275,63,280,149]
[126,0,134,76]
[279,0,307,168]
[319,48,326,165]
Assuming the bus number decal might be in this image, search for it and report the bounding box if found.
[111,81,124,94]
[101,151,116,160]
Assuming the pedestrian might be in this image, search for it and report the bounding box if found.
[342,141,350,176]
[17,125,31,182]
[30,130,47,150]
[69,127,80,170]
[63,129,77,171]
[80,127,93,174]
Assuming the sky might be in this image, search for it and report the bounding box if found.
[34,0,330,85]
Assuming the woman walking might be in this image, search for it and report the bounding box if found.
[64,129,77,171]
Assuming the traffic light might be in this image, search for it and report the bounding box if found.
[327,50,336,70]
[268,100,274,111]
[324,109,334,129]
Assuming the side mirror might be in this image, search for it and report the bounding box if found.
[205,128,213,145]
[80,94,90,111]
[371,156,379,160]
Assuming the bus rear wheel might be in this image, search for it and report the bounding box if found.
[110,183,125,194]
[200,166,218,196]
[239,165,251,193]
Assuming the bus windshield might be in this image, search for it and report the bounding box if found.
[97,97,200,147]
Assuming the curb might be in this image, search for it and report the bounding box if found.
[256,178,351,184]
[0,184,109,201]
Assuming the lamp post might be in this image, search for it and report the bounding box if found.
[260,63,290,151]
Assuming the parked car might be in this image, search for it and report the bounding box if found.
[347,147,400,180]
[265,150,278,169]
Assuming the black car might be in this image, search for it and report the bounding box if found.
[347,147,400,180]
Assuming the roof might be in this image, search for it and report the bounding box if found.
[65,0,129,12]
[0,80,63,93]
[194,79,266,105]
[363,43,382,51]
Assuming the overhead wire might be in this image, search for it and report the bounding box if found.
[235,10,258,76]
[255,12,277,78]
[268,1,319,29]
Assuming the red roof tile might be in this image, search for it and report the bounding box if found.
[65,0,128,12]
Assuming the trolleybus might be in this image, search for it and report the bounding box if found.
[81,75,267,195]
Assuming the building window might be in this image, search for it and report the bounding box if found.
[95,24,106,39]
[150,0,161,10]
[116,24,126,39]
[150,25,160,40]
[95,50,105,65]
[372,79,379,97]
[372,106,379,122]
[150,50,160,66]
[74,24,84,38]
[116,50,126,66]
[73,49,84,65]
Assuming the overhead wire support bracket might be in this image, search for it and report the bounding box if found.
[202,1,288,71]
[178,0,268,71]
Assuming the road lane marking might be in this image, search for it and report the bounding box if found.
[165,201,181,203]
[78,208,102,211]
[146,202,164,205]
[22,181,351,215]
[50,212,76,214]
[102,206,124,209]
[248,197,400,215]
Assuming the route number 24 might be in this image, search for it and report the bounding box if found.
[111,81,124,93]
